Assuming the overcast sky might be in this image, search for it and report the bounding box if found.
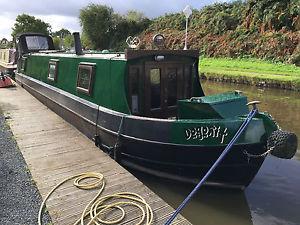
[0,0,230,41]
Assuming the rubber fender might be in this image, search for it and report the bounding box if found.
[113,143,122,163]
[267,130,298,159]
[93,135,101,147]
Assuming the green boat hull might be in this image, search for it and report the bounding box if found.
[16,72,276,188]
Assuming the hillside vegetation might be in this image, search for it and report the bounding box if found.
[138,0,300,65]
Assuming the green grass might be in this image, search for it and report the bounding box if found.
[199,69,300,82]
[198,58,300,91]
[199,57,300,77]
[15,146,20,154]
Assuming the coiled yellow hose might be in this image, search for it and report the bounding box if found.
[38,172,153,225]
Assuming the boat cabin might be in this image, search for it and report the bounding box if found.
[15,33,205,119]
[15,32,55,56]
[125,49,203,118]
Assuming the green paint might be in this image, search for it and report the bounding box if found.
[22,54,130,114]
[173,92,277,145]
[21,51,206,116]
[178,92,249,119]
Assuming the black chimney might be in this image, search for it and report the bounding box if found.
[73,32,83,55]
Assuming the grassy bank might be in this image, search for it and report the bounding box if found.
[199,57,300,91]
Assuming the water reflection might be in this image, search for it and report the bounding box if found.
[130,170,253,225]
[130,80,300,225]
[246,156,300,225]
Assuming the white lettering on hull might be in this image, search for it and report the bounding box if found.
[184,126,228,144]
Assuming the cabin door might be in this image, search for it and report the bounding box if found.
[145,62,184,118]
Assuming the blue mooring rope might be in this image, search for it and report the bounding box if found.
[117,116,125,136]
[164,108,258,225]
[108,115,125,153]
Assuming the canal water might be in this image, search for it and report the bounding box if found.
[130,80,300,225]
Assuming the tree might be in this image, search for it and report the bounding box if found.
[0,38,13,48]
[79,4,151,50]
[79,4,115,50]
[11,14,51,41]
[81,32,94,50]
[52,29,72,50]
[124,10,147,23]
[52,37,62,50]
[52,29,71,39]
[64,35,74,49]
[1,38,8,45]
[109,15,151,50]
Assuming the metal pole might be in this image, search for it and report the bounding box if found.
[184,17,188,50]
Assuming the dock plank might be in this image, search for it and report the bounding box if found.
[0,85,192,225]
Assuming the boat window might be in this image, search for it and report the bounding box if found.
[128,66,141,114]
[25,36,49,50]
[167,68,177,106]
[47,59,59,83]
[76,63,96,96]
[150,68,161,109]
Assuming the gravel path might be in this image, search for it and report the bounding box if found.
[0,110,52,225]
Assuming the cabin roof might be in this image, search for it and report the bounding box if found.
[30,52,126,60]
[28,49,199,61]
[125,49,199,60]
[16,32,50,39]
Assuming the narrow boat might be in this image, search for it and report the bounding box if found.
[14,32,297,189]
[0,48,17,75]
[0,48,17,87]
[0,73,14,88]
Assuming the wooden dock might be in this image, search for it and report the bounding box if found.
[0,85,191,225]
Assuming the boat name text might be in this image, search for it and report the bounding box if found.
[184,126,228,144]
